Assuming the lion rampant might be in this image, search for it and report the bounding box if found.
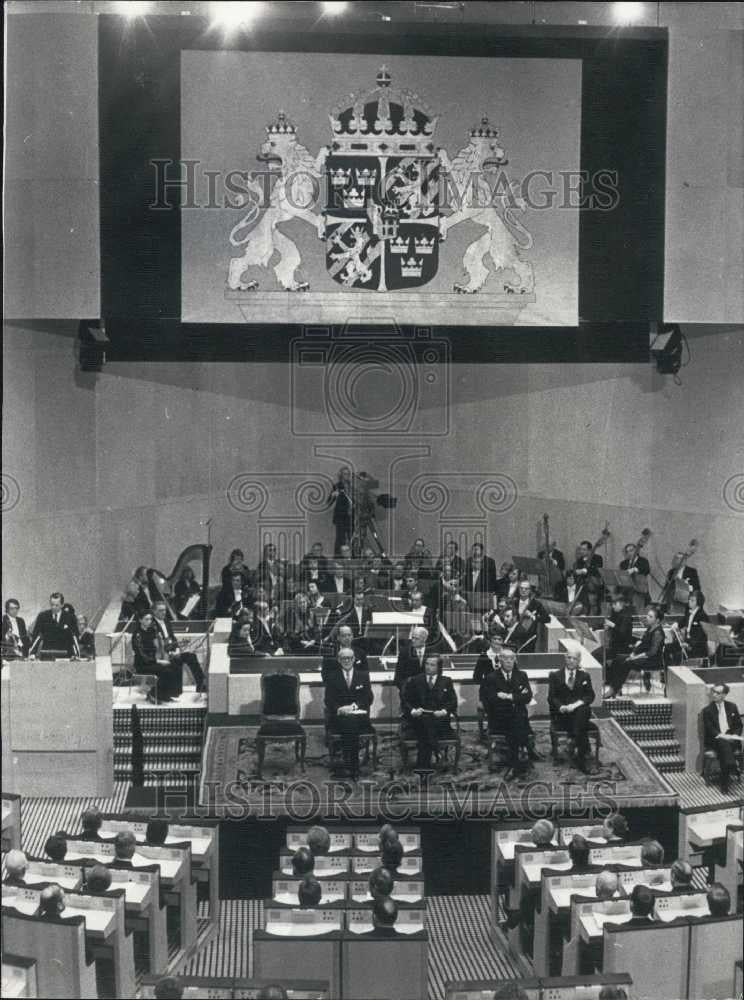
[438,136,534,295]
[227,130,327,293]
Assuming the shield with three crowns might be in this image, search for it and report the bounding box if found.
[324,68,440,292]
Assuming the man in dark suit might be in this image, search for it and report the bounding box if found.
[702,684,743,792]
[403,654,457,770]
[548,651,596,772]
[30,592,79,658]
[322,560,352,597]
[480,647,533,777]
[619,543,651,579]
[626,884,656,925]
[603,591,634,687]
[512,580,549,642]
[464,543,498,599]
[2,598,29,658]
[606,604,666,696]
[333,590,373,640]
[324,647,373,780]
[435,540,464,579]
[320,624,369,681]
[152,601,206,692]
[666,555,701,594]
[329,467,355,554]
[573,540,604,614]
[394,626,434,692]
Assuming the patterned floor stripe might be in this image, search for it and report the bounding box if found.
[183,896,516,1000]
[665,770,744,809]
[19,783,130,858]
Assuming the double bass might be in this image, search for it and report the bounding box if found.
[660,538,699,614]
[540,514,564,597]
[624,527,652,609]
[581,522,611,614]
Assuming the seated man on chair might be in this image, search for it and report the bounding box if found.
[403,654,457,772]
[548,651,596,773]
[152,601,206,692]
[702,683,743,792]
[606,603,666,696]
[480,647,533,778]
[324,647,373,781]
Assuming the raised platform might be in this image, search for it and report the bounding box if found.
[197,716,677,819]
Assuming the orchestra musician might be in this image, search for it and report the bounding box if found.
[619,542,650,579]
[702,684,743,793]
[495,562,520,601]
[251,600,284,655]
[256,543,286,603]
[555,568,587,613]
[76,614,96,658]
[428,558,467,616]
[133,565,154,607]
[132,610,182,702]
[323,560,352,596]
[299,556,326,590]
[573,540,604,613]
[324,647,374,781]
[680,589,710,659]
[300,541,328,576]
[329,466,355,554]
[280,592,318,654]
[2,598,29,658]
[435,540,464,579]
[151,601,206,692]
[666,552,701,593]
[464,542,498,597]
[405,537,433,574]
[537,543,566,574]
[333,589,373,640]
[215,571,246,617]
[120,580,149,621]
[402,654,457,771]
[606,604,666,697]
[480,647,533,778]
[603,591,634,691]
[229,607,256,653]
[220,549,251,589]
[173,565,202,618]
[500,607,535,652]
[383,561,408,593]
[30,592,79,658]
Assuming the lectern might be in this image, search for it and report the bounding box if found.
[1,656,113,797]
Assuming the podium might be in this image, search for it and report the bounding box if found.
[1,657,113,797]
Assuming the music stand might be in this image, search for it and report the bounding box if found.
[601,569,631,593]
[542,599,569,617]
[568,616,602,654]
[701,622,738,649]
[512,556,546,588]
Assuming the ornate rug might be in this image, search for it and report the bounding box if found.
[199,717,676,816]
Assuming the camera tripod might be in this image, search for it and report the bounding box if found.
[351,508,387,558]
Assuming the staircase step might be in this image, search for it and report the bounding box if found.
[637,742,682,758]
[625,725,677,739]
[653,756,686,773]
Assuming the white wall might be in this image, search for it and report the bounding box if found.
[3,322,743,623]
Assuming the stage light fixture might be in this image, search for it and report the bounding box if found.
[321,1,349,14]
[78,320,110,374]
[650,323,684,377]
[112,0,153,16]
[612,2,645,25]
[211,1,265,30]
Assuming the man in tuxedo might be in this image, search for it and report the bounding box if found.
[320,624,368,681]
[464,543,497,597]
[500,608,535,653]
[702,684,742,792]
[324,647,373,780]
[152,601,206,692]
[30,592,79,658]
[573,541,604,614]
[619,543,651,579]
[323,560,352,597]
[666,554,701,593]
[435,540,464,579]
[2,598,29,658]
[603,592,634,696]
[133,611,183,702]
[480,647,533,777]
[607,603,666,695]
[403,654,457,770]
[537,544,566,574]
[394,626,434,692]
[548,651,596,772]
[512,580,549,638]
[120,580,150,621]
[335,589,373,640]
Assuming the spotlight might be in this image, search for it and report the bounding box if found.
[612,2,645,25]
[650,323,684,376]
[112,0,153,16]
[78,320,109,374]
[321,1,349,13]
[211,1,265,30]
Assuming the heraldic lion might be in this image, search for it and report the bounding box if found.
[438,135,534,295]
[227,127,327,293]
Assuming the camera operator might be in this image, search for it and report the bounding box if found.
[329,467,354,555]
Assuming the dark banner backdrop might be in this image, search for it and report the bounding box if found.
[98,16,666,361]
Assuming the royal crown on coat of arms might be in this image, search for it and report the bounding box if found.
[328,65,438,157]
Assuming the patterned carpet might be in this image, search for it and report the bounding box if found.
[183,896,517,1000]
[200,716,678,813]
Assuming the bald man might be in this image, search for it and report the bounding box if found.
[4,850,28,887]
[394,627,437,691]
[531,819,556,847]
[595,870,619,900]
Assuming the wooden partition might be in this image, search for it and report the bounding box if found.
[603,920,689,1000]
[1,908,98,999]
[1,953,38,999]
[253,930,342,1000]
[340,930,428,1000]
[687,915,742,1000]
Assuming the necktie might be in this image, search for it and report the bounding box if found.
[428,676,435,689]
[418,648,424,663]
[344,670,353,689]
[567,670,575,689]
[54,612,59,624]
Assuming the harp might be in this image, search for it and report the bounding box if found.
[147,543,212,620]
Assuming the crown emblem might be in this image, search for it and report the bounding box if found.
[414,235,435,254]
[330,166,352,187]
[355,167,377,187]
[400,256,423,278]
[343,187,365,209]
[266,110,297,135]
[390,235,409,254]
[471,115,499,139]
[329,69,439,157]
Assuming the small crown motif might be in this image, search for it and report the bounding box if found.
[330,166,352,187]
[400,256,423,278]
[266,110,297,135]
[343,187,365,209]
[414,235,435,254]
[471,115,499,139]
[390,235,409,254]
[355,167,377,187]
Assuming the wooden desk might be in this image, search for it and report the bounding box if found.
[340,928,428,1000]
[253,929,342,1000]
